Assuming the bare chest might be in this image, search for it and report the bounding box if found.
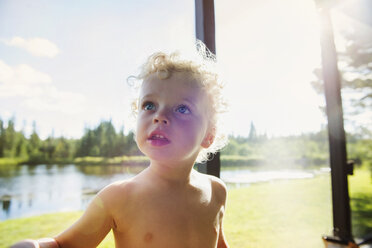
[113,190,223,248]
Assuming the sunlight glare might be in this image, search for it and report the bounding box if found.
[216,0,325,136]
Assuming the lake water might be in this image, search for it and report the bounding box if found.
[0,164,327,220]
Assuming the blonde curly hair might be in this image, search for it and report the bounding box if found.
[129,42,228,163]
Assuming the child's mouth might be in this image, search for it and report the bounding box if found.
[150,134,167,140]
[148,133,170,146]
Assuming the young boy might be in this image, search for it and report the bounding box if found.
[11,48,229,248]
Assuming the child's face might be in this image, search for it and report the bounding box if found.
[136,72,213,165]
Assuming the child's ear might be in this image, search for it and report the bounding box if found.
[201,130,215,148]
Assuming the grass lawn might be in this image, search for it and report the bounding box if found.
[224,173,333,248]
[1,169,371,248]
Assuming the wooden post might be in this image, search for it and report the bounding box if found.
[317,5,353,242]
[195,0,216,54]
[195,0,220,178]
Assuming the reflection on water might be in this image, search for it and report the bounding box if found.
[2,196,11,216]
[0,164,146,220]
[0,164,328,220]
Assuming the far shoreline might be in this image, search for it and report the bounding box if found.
[0,155,328,169]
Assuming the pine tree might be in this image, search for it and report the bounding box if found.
[0,118,4,157]
[248,121,257,142]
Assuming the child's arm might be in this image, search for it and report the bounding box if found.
[217,220,229,248]
[11,185,116,248]
[213,178,230,248]
[54,187,115,247]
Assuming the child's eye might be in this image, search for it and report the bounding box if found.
[143,102,155,111]
[176,104,191,114]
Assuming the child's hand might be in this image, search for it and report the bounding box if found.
[10,238,59,248]
[10,239,39,248]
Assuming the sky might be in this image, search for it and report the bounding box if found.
[0,0,351,139]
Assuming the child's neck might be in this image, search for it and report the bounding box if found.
[147,160,195,186]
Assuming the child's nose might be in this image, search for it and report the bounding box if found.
[153,110,169,125]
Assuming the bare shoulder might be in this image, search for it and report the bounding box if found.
[210,175,228,205]
[194,171,228,205]
[97,177,140,208]
[99,178,134,196]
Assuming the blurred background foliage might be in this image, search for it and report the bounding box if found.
[1,117,371,171]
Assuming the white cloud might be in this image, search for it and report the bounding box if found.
[0,60,51,97]
[22,88,85,114]
[2,36,60,58]
[0,60,85,114]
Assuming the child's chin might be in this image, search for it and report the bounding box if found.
[148,152,197,165]
[147,152,184,163]
[146,152,172,162]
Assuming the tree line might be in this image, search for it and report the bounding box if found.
[224,123,372,169]
[0,118,141,164]
[1,117,371,169]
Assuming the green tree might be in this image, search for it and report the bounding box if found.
[113,127,126,156]
[4,118,16,157]
[40,136,56,161]
[54,137,72,160]
[15,131,28,159]
[311,19,372,116]
[124,131,141,156]
[221,138,240,155]
[339,23,372,110]
[27,122,43,163]
[248,121,257,142]
[98,120,116,157]
[0,118,5,157]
